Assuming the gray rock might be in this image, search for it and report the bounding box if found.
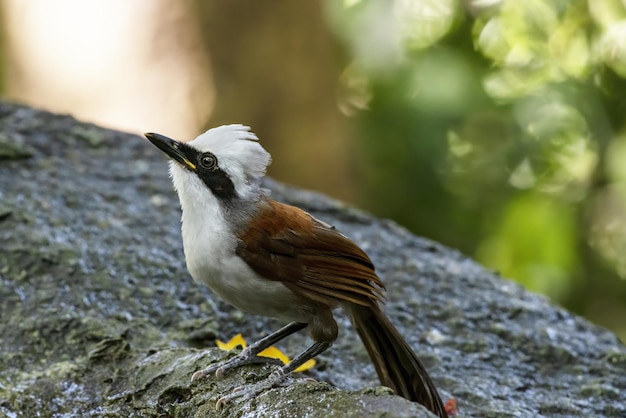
[0,101,624,417]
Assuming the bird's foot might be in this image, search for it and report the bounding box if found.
[215,369,313,410]
[191,349,282,381]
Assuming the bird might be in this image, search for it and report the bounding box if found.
[144,125,448,417]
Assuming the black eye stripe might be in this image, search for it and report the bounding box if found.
[178,146,236,200]
[197,167,236,200]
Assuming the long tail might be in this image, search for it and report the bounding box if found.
[346,304,448,418]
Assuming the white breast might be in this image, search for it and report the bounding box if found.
[174,167,310,323]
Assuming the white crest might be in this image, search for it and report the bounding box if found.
[187,124,271,200]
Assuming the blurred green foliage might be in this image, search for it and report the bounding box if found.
[327,0,626,341]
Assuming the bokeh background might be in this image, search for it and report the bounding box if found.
[2,0,625,342]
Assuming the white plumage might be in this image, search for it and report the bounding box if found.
[168,125,308,322]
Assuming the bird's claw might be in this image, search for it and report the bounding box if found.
[191,362,226,381]
[191,353,283,382]
[191,352,312,411]
[191,369,207,381]
[215,370,288,410]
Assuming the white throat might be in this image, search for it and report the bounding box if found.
[170,162,237,294]
[169,162,304,321]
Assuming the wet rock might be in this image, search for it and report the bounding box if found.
[0,131,34,159]
[0,101,624,417]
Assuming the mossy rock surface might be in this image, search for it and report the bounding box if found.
[1,101,624,417]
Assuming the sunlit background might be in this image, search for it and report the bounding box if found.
[2,0,626,342]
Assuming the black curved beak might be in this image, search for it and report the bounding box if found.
[144,132,196,170]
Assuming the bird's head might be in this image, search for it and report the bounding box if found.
[145,125,271,205]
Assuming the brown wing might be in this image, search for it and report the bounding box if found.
[236,199,385,307]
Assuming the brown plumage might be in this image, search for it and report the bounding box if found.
[236,199,448,417]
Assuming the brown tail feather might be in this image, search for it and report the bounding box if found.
[346,304,448,418]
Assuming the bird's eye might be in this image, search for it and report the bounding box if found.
[199,153,218,170]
